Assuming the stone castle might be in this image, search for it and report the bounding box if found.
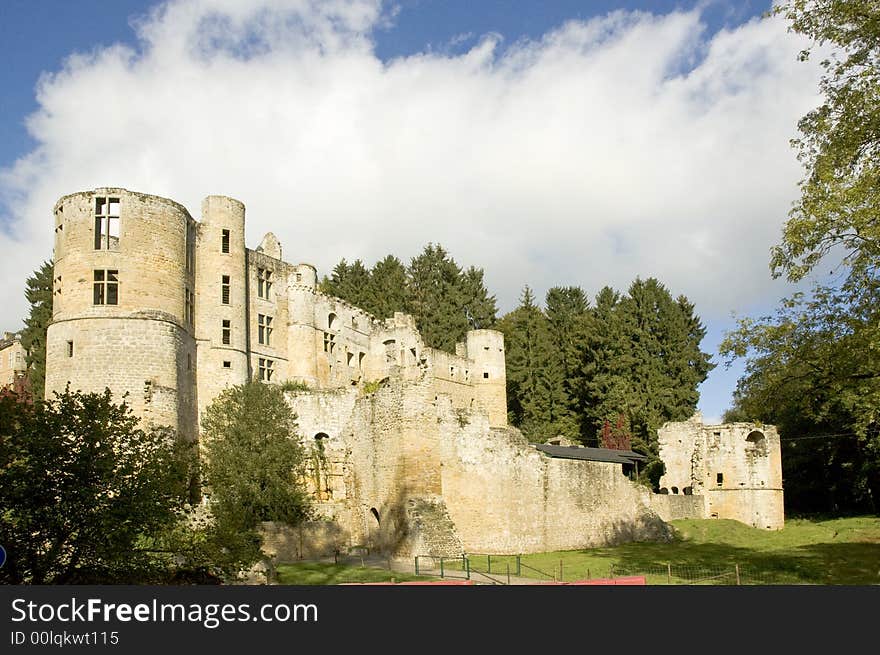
[43,187,784,559]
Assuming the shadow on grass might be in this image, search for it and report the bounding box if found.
[598,539,880,585]
[276,561,431,585]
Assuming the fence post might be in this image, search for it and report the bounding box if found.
[560,559,564,582]
[415,556,419,576]
[507,563,510,585]
[667,562,672,585]
[610,564,614,579]
[587,568,590,580]
[735,564,741,586]
[465,557,470,580]
[488,554,491,574]
[516,555,521,576]
[440,557,444,578]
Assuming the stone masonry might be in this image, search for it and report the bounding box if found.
[45,188,783,561]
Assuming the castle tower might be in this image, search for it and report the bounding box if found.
[45,188,197,441]
[285,264,320,386]
[194,196,250,426]
[465,329,507,428]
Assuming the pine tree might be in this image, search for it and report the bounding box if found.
[367,255,407,320]
[20,260,53,401]
[405,244,468,351]
[497,287,554,441]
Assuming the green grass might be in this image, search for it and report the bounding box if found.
[275,562,435,585]
[446,516,880,585]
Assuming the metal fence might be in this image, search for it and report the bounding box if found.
[413,554,777,585]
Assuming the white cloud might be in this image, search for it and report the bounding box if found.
[1,0,821,336]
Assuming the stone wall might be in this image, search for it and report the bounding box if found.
[658,414,784,529]
[647,493,706,522]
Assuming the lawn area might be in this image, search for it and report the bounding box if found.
[275,561,434,585]
[445,516,880,585]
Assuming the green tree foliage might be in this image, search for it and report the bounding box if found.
[497,287,554,440]
[721,1,880,514]
[324,244,496,351]
[368,255,408,319]
[500,280,711,464]
[574,279,714,483]
[721,281,880,514]
[19,260,53,401]
[770,1,880,287]
[197,381,311,576]
[0,388,191,584]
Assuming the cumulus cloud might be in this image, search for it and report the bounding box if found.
[0,0,820,341]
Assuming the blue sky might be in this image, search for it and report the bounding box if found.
[0,0,819,421]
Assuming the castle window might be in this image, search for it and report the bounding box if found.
[221,276,230,305]
[93,269,118,305]
[483,372,489,379]
[223,361,231,369]
[185,224,195,273]
[94,197,120,250]
[67,341,74,357]
[257,268,272,299]
[185,288,194,326]
[258,314,273,345]
[358,352,365,371]
[323,332,336,353]
[258,358,274,381]
[296,273,302,283]
[222,320,231,345]
[221,229,230,254]
[328,313,338,330]
[346,352,354,366]
[465,370,470,382]
[716,473,724,486]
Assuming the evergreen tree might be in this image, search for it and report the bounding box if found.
[405,244,468,351]
[459,266,498,331]
[543,287,588,439]
[497,287,554,440]
[20,260,53,401]
[368,255,407,319]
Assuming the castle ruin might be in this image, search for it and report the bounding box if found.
[44,188,784,559]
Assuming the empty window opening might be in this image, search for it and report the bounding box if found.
[671,486,679,495]
[716,473,724,485]
[223,361,231,369]
[352,317,358,329]
[257,268,272,299]
[328,313,338,330]
[93,269,118,305]
[659,487,669,494]
[713,431,721,437]
[94,196,120,250]
[221,275,230,305]
[185,288,194,326]
[221,229,230,253]
[66,341,74,357]
[185,224,195,273]
[258,314,273,346]
[346,352,354,366]
[483,372,489,379]
[222,320,231,345]
[358,352,365,371]
[370,508,380,525]
[258,357,274,381]
[323,332,336,353]
[296,272,302,283]
[683,487,693,495]
[450,366,455,376]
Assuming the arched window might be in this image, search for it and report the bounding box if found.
[328,313,338,330]
[370,507,380,525]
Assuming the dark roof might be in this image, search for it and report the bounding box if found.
[534,444,648,465]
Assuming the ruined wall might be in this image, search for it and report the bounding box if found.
[658,414,784,530]
[0,333,26,388]
[439,416,671,553]
[647,493,706,522]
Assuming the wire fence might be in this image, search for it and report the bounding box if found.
[413,554,781,585]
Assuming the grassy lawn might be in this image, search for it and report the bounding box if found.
[444,516,880,585]
[275,561,435,585]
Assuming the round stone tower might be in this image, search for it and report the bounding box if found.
[46,188,197,441]
[286,263,319,385]
[194,195,250,426]
[466,329,507,427]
